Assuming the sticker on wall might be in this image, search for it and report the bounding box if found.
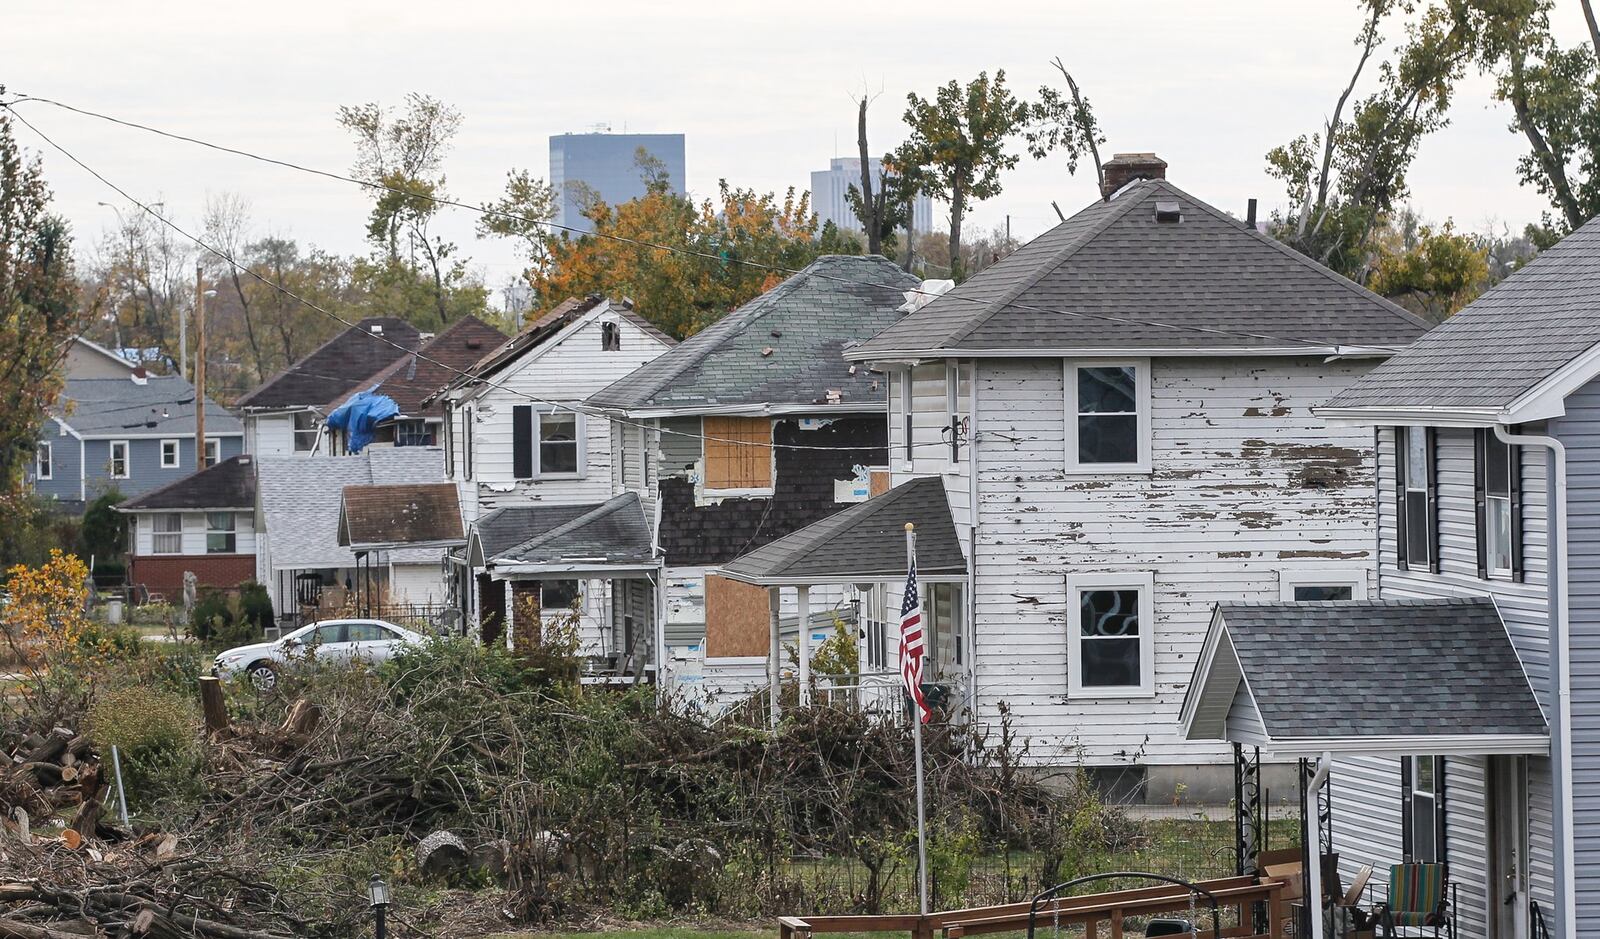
[833,464,872,503]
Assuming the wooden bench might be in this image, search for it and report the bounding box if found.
[778,874,1288,939]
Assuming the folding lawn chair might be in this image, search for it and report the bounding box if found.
[1376,863,1453,938]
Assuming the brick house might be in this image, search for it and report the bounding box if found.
[119,454,258,598]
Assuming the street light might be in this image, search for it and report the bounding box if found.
[368,874,389,939]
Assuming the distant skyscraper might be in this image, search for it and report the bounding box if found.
[809,157,937,246]
[549,132,686,234]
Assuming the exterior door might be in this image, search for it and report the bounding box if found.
[1487,755,1529,939]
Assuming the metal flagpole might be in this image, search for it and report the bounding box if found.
[906,522,929,916]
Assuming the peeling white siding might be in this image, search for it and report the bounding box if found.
[944,355,1380,765]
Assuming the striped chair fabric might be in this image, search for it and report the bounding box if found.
[1387,863,1448,927]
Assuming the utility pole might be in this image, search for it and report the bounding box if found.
[194,263,207,469]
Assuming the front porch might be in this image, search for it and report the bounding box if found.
[717,475,970,725]
[1182,599,1551,939]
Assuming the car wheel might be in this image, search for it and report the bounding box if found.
[247,662,278,692]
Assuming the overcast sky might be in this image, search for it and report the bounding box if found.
[7,2,1591,303]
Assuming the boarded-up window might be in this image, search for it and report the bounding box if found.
[703,417,773,490]
[704,574,770,658]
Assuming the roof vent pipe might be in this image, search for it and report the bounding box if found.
[1246,198,1258,229]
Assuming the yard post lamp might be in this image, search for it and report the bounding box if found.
[368,874,389,939]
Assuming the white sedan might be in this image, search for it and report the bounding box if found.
[213,618,427,691]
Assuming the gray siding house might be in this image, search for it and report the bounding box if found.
[1184,216,1600,939]
[29,372,242,505]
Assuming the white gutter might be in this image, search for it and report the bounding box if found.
[1306,751,1332,939]
[842,344,1402,363]
[1495,424,1576,939]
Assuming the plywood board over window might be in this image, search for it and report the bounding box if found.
[703,417,773,490]
[704,574,771,658]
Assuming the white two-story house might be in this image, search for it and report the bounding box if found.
[746,155,1429,803]
[433,296,675,673]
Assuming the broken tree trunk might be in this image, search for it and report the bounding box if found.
[199,676,228,735]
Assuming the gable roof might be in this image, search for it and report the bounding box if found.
[1323,215,1600,420]
[66,336,138,377]
[56,374,241,437]
[718,476,966,585]
[256,447,445,570]
[588,255,921,414]
[118,454,256,511]
[337,482,464,550]
[848,179,1427,360]
[1182,598,1546,756]
[237,317,423,410]
[473,502,601,561]
[435,297,674,404]
[329,316,506,418]
[479,493,654,572]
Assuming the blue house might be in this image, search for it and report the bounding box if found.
[29,371,243,506]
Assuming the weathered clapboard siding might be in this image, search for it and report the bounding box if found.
[967,356,1379,765]
[455,308,670,520]
[1555,375,1600,933]
[888,364,974,550]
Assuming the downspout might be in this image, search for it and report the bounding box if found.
[1494,424,1575,939]
[1305,752,1333,939]
[966,360,980,723]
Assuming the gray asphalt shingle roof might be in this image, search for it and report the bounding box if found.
[487,493,653,567]
[257,447,446,569]
[1216,598,1546,740]
[849,179,1427,358]
[119,454,256,511]
[720,476,966,584]
[57,375,241,437]
[588,255,921,413]
[238,317,423,410]
[1326,215,1600,411]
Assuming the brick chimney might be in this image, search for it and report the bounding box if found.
[1101,152,1168,199]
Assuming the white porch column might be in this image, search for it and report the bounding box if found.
[797,585,811,706]
[768,586,781,728]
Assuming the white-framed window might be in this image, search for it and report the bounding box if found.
[151,513,183,554]
[395,419,432,448]
[1480,429,1518,577]
[1404,755,1445,863]
[108,440,130,479]
[1397,426,1435,570]
[1066,571,1155,697]
[537,410,583,477]
[1279,569,1367,602]
[1065,360,1151,472]
[35,442,51,480]
[203,438,220,468]
[160,439,180,469]
[292,411,319,452]
[206,511,236,553]
[900,369,914,464]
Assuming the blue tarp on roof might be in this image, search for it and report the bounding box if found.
[325,388,400,453]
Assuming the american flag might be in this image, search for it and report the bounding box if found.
[899,554,931,723]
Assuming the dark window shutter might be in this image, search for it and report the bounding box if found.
[1436,757,1448,862]
[1510,439,1526,582]
[1395,428,1410,569]
[512,405,534,479]
[1426,428,1440,574]
[1474,429,1488,579]
[1401,758,1414,861]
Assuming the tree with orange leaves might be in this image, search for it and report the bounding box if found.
[533,153,858,339]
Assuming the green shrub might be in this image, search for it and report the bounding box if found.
[190,586,267,646]
[86,684,201,812]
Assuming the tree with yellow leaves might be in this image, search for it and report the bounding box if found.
[533,153,855,339]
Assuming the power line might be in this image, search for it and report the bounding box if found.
[3,104,996,455]
[1,93,1359,352]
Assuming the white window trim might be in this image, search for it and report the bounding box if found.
[35,442,51,480]
[900,368,914,469]
[159,439,180,469]
[108,440,131,479]
[151,512,183,555]
[1066,570,1156,698]
[535,409,587,479]
[1278,568,1368,602]
[204,438,220,467]
[1064,359,1152,474]
[206,511,237,554]
[1484,433,1515,577]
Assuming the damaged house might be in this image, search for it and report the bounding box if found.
[433,297,675,675]
[586,254,925,698]
[758,155,1430,802]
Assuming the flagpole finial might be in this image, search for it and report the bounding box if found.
[905,522,915,532]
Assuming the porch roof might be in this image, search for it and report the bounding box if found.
[475,492,656,576]
[1181,598,1548,757]
[717,476,966,586]
[337,482,465,552]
